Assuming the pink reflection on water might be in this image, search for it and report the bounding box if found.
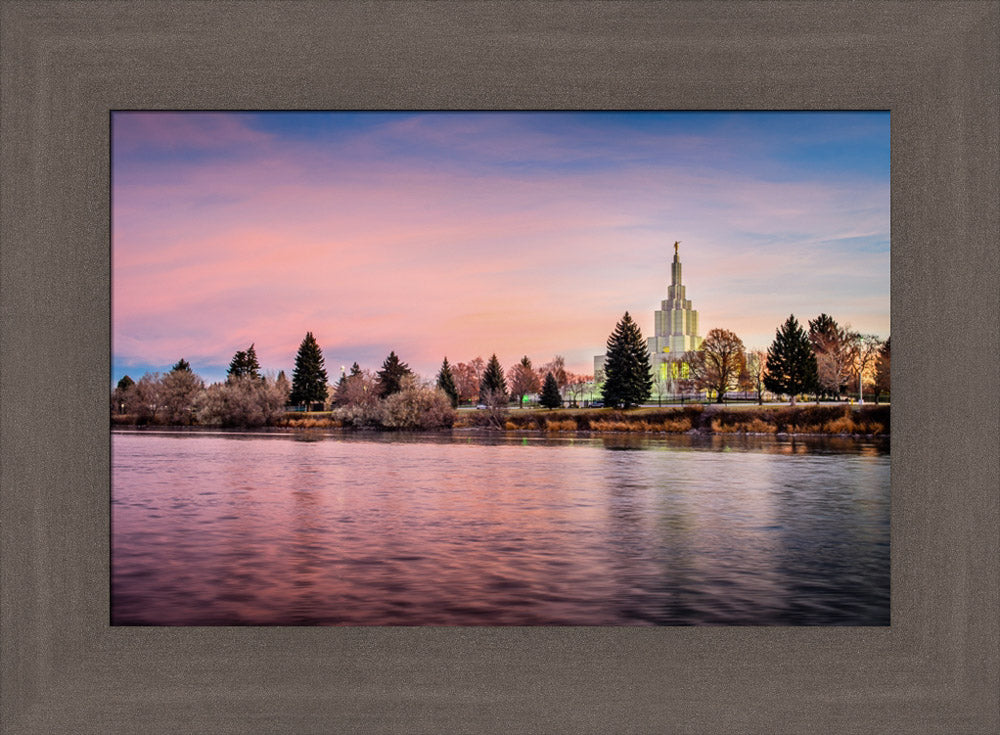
[112,432,890,625]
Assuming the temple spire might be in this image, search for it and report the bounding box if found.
[671,241,682,288]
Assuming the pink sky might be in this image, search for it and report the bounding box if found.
[112,112,890,384]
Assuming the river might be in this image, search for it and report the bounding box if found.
[111,430,890,626]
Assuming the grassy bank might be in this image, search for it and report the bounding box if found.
[459,403,889,437]
[113,403,889,437]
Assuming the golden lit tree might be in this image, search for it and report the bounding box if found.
[689,328,746,403]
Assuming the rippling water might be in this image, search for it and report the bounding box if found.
[111,430,889,626]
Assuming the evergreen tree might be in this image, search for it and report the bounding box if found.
[376,351,412,398]
[478,353,508,404]
[349,362,362,377]
[290,332,329,406]
[170,358,192,373]
[245,344,261,378]
[436,357,459,408]
[227,343,262,381]
[764,315,818,405]
[539,372,562,409]
[116,375,135,391]
[601,311,653,408]
[227,349,247,379]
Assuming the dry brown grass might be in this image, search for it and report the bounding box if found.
[823,416,857,434]
[588,417,691,433]
[744,417,778,434]
[589,420,629,432]
[545,419,578,432]
[287,417,340,429]
[459,403,886,436]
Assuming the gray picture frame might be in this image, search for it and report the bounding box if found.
[1,1,997,732]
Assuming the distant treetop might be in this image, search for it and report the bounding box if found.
[227,344,262,381]
[376,351,413,398]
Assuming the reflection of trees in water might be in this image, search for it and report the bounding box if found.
[592,432,888,458]
[599,434,653,451]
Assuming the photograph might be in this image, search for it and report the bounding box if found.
[111,110,891,626]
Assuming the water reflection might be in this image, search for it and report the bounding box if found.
[112,431,889,625]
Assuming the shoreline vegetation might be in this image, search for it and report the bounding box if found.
[112,403,889,438]
[113,316,890,439]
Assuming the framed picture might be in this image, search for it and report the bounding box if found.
[109,108,892,629]
[2,2,997,732]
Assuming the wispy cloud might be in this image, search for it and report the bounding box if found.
[112,112,889,383]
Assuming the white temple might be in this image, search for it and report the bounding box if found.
[647,241,702,379]
[595,241,702,383]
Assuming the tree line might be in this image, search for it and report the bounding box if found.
[600,311,890,408]
[111,331,594,427]
[113,314,889,426]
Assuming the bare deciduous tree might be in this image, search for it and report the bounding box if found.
[847,333,883,403]
[333,368,378,408]
[745,350,767,405]
[507,356,541,408]
[538,355,568,390]
[194,375,287,428]
[452,359,483,405]
[124,373,164,424]
[565,373,591,407]
[479,388,509,429]
[809,314,853,399]
[874,337,890,403]
[160,368,205,425]
[688,328,746,403]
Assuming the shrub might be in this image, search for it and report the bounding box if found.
[194,376,288,428]
[123,373,164,425]
[160,369,205,425]
[332,403,382,428]
[379,386,456,429]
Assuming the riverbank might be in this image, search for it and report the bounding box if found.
[113,403,889,437]
[466,403,888,436]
